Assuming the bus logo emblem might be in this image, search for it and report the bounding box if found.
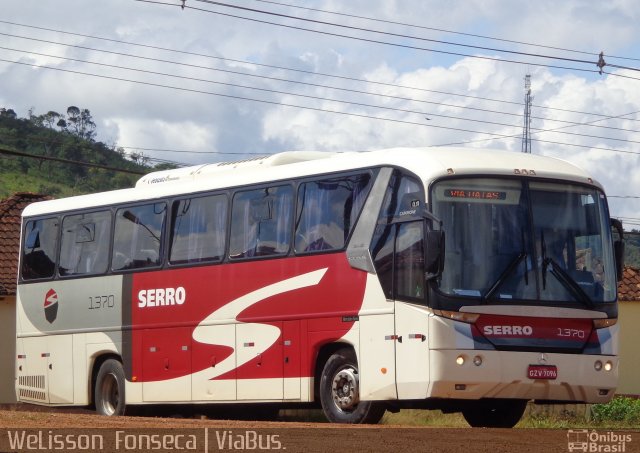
[44,289,59,323]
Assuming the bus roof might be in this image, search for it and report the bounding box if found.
[22,147,602,218]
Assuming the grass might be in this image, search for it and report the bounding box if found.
[381,398,640,429]
[0,170,74,198]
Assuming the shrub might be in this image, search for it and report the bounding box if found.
[591,397,640,423]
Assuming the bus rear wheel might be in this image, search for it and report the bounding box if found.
[462,399,527,428]
[95,359,126,416]
[319,348,385,424]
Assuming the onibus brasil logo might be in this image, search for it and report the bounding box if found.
[567,429,632,452]
[44,289,58,323]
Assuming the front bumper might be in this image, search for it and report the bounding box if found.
[428,349,617,403]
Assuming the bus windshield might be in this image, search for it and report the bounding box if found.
[431,178,616,305]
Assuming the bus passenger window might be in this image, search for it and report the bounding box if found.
[59,211,111,276]
[170,194,228,264]
[21,218,59,280]
[229,186,293,259]
[295,174,371,253]
[112,203,166,271]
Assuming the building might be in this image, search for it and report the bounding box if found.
[0,193,49,403]
[617,266,640,396]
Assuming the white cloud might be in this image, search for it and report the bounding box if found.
[1,0,639,221]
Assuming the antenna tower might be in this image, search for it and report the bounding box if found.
[521,74,533,153]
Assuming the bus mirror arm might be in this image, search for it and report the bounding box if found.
[422,210,445,281]
[424,229,445,281]
[611,218,624,282]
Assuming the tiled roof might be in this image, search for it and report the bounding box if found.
[619,266,640,302]
[0,193,50,296]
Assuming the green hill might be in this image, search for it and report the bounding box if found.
[0,106,170,198]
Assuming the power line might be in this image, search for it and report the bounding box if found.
[182,1,640,84]
[4,33,640,136]
[196,0,596,64]
[7,47,640,148]
[530,138,640,155]
[0,147,146,175]
[433,109,640,147]
[0,45,522,129]
[0,57,516,138]
[174,0,610,75]
[5,56,640,159]
[192,0,601,67]
[211,0,640,77]
[2,20,638,123]
[134,0,607,76]
[249,0,640,63]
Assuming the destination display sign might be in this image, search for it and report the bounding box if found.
[444,189,508,200]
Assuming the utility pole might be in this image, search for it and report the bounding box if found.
[521,74,532,153]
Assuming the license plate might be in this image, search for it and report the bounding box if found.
[527,365,558,380]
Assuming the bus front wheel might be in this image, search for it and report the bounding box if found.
[95,359,126,416]
[462,399,527,428]
[319,348,385,424]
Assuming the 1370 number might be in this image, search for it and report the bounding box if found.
[89,295,115,310]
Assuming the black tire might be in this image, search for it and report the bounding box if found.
[319,348,385,424]
[462,399,527,428]
[94,359,126,416]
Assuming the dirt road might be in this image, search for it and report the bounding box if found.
[0,405,637,453]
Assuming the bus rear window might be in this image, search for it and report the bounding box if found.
[22,218,59,280]
[59,211,111,277]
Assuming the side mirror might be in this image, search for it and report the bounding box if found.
[425,230,445,281]
[611,218,624,282]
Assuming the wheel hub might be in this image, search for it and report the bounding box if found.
[99,372,119,416]
[331,367,359,411]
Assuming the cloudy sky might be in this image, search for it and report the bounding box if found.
[1,0,639,225]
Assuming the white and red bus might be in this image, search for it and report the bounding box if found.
[16,147,624,427]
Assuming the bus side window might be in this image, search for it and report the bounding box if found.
[21,218,59,280]
[229,186,293,259]
[59,210,111,276]
[170,194,228,264]
[112,203,166,271]
[370,171,425,301]
[295,174,371,253]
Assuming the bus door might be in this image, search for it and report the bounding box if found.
[392,221,431,399]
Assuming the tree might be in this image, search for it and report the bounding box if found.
[0,107,17,119]
[66,106,96,141]
[43,111,62,129]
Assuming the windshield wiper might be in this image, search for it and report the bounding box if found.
[539,229,594,309]
[544,257,595,309]
[483,252,527,301]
